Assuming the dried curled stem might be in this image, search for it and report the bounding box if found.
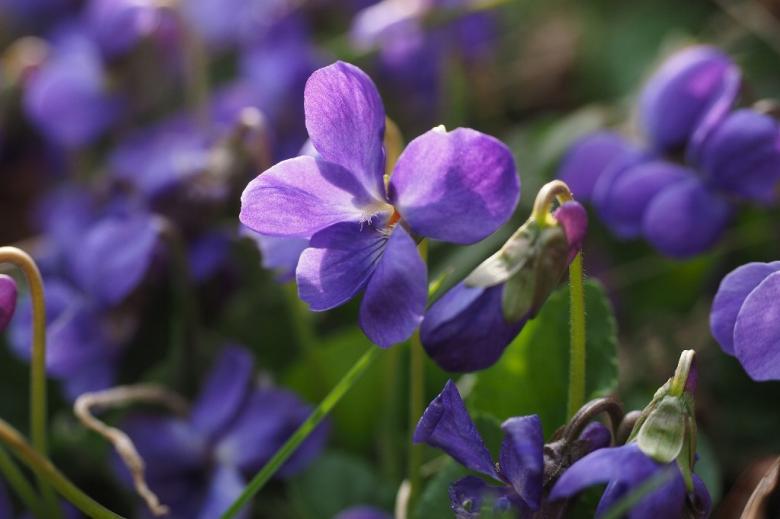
[74,385,189,517]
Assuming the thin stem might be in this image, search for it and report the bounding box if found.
[0,445,47,518]
[567,251,587,418]
[221,347,380,519]
[407,239,429,514]
[0,417,124,519]
[0,246,60,517]
[531,180,574,226]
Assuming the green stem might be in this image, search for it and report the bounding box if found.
[0,446,47,518]
[407,239,429,513]
[220,347,380,519]
[567,251,586,418]
[0,417,124,519]
[0,247,60,518]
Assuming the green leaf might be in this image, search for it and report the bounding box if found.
[288,451,393,519]
[469,280,618,436]
[636,396,686,464]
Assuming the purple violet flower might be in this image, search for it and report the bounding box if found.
[117,345,328,518]
[639,45,741,152]
[710,261,780,381]
[23,29,121,148]
[414,381,611,517]
[84,0,160,57]
[0,274,17,332]
[550,443,711,519]
[558,132,632,202]
[334,506,393,519]
[421,200,586,372]
[239,61,519,347]
[241,227,308,284]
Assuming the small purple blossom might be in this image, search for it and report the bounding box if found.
[550,443,711,519]
[240,61,519,347]
[334,506,393,519]
[710,261,780,381]
[557,131,631,202]
[117,345,328,518]
[83,0,160,57]
[0,274,17,332]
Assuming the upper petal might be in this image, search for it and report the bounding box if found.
[240,156,386,239]
[733,271,780,381]
[642,178,732,258]
[557,132,631,202]
[190,345,254,441]
[639,45,740,151]
[304,62,386,199]
[498,415,544,510]
[390,127,519,244]
[296,222,389,311]
[358,225,426,347]
[421,283,526,372]
[413,380,498,478]
[710,262,780,355]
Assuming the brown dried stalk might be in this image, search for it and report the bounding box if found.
[74,385,189,517]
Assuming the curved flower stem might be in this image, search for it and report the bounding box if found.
[529,182,588,419]
[0,446,47,518]
[0,246,60,518]
[407,239,429,513]
[0,417,124,519]
[220,347,380,519]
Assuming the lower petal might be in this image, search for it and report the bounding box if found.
[499,415,544,510]
[296,222,388,311]
[358,225,426,347]
[642,179,732,258]
[734,271,780,381]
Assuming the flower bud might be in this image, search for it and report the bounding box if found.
[0,275,17,332]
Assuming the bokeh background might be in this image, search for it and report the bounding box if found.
[0,0,779,517]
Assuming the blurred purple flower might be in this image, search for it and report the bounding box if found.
[0,274,17,333]
[240,61,519,347]
[8,279,125,400]
[182,0,294,48]
[84,0,160,57]
[639,45,740,152]
[421,201,586,372]
[557,132,632,202]
[710,261,780,381]
[415,381,611,517]
[242,227,307,283]
[23,30,121,148]
[550,443,711,519]
[117,345,328,518]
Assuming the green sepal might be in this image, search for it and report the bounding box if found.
[636,395,686,464]
[676,415,696,492]
[464,219,542,288]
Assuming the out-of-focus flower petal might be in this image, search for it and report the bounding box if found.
[189,231,232,282]
[421,283,525,372]
[498,415,544,510]
[557,132,631,202]
[335,506,393,519]
[190,346,253,441]
[240,156,388,238]
[639,46,740,151]
[733,271,780,381]
[0,274,17,332]
[642,178,732,258]
[358,225,426,347]
[61,358,116,401]
[304,62,387,199]
[242,228,308,283]
[197,465,249,519]
[597,160,691,239]
[73,211,160,305]
[413,380,498,478]
[296,222,388,311]
[390,127,519,244]
[85,0,159,57]
[697,109,780,203]
[710,262,780,355]
[215,388,327,476]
